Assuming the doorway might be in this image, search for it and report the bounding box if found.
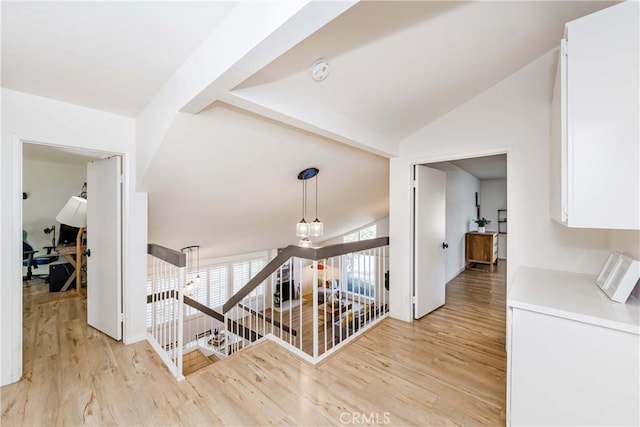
[21,142,124,345]
[412,153,508,319]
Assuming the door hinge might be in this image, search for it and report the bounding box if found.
[120,312,124,323]
[412,296,417,304]
[561,39,568,57]
[119,174,124,184]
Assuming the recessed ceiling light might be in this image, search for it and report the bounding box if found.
[311,58,329,82]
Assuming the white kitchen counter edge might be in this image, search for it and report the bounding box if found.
[508,266,640,335]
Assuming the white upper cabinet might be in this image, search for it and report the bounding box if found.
[551,2,639,230]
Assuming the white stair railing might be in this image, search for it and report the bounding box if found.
[146,243,186,381]
[222,238,389,363]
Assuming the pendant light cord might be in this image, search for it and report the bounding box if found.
[315,174,319,219]
[301,178,306,220]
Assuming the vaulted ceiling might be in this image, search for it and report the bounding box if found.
[230,1,615,148]
[1,1,617,258]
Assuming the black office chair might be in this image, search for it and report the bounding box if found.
[22,231,58,281]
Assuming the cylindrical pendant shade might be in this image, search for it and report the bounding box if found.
[56,196,87,228]
[310,219,323,237]
[296,167,323,242]
[299,238,312,247]
[296,220,310,237]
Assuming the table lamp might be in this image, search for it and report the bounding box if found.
[56,196,87,228]
[56,196,87,293]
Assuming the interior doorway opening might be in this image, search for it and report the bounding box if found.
[412,153,508,320]
[20,141,124,362]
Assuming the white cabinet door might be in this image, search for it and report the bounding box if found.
[560,2,639,229]
[550,40,568,225]
[510,309,639,426]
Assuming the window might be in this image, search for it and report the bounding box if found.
[208,265,228,309]
[343,224,378,298]
[146,253,268,328]
[250,259,266,297]
[185,269,209,316]
[232,262,250,294]
[343,224,377,243]
[185,264,231,314]
[231,258,265,297]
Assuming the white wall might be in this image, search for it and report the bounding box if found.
[428,163,480,282]
[389,48,610,322]
[1,89,147,386]
[480,179,508,259]
[22,157,87,252]
[319,217,389,246]
[607,230,640,260]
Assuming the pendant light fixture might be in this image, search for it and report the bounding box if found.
[299,237,312,247]
[310,170,323,237]
[296,177,310,238]
[296,167,323,245]
[181,245,201,296]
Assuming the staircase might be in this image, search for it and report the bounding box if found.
[182,349,220,376]
[146,237,390,379]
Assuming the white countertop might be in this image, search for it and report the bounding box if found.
[508,267,640,335]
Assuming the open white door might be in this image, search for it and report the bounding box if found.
[414,165,446,319]
[86,156,123,340]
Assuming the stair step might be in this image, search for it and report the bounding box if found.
[182,349,213,376]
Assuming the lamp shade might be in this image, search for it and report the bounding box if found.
[296,219,310,237]
[299,238,312,247]
[56,196,87,228]
[310,219,323,237]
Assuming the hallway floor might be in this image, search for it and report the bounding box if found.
[2,263,506,425]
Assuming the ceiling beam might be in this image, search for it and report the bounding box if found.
[221,91,398,158]
[180,0,358,115]
[136,1,358,188]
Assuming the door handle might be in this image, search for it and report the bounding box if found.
[442,242,449,249]
[85,248,92,257]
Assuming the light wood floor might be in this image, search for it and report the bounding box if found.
[2,264,506,426]
[257,297,384,357]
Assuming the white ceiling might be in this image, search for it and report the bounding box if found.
[232,1,616,146]
[1,1,236,116]
[448,155,507,181]
[3,1,618,259]
[23,143,103,166]
[144,103,389,260]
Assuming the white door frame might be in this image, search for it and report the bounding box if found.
[409,147,512,319]
[10,134,134,380]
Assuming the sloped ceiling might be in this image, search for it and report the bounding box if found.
[231,1,616,147]
[2,1,618,259]
[144,103,389,259]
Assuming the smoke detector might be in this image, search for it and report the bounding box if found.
[311,58,330,82]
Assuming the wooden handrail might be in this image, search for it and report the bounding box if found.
[148,243,186,267]
[238,303,297,337]
[184,296,224,322]
[223,236,389,313]
[147,291,262,342]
